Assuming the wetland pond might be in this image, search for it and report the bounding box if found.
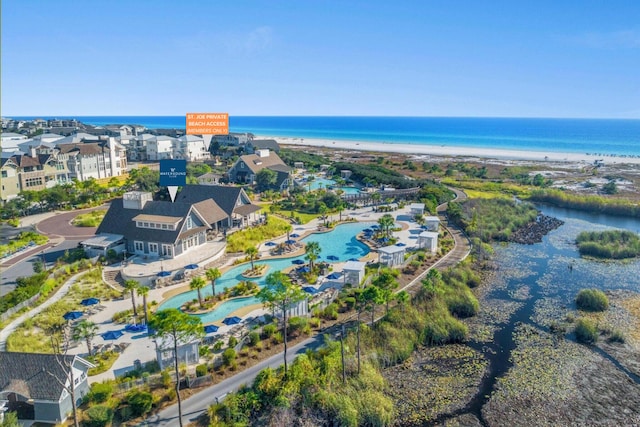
[385,205,640,426]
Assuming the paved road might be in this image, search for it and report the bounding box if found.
[143,334,329,426]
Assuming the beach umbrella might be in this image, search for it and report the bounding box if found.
[396,242,407,247]
[326,255,339,261]
[292,259,305,265]
[302,286,319,294]
[363,228,372,233]
[290,233,300,238]
[222,316,242,325]
[348,258,360,262]
[204,325,219,334]
[125,324,146,333]
[370,225,379,229]
[297,266,311,273]
[80,297,100,306]
[63,311,83,321]
[185,264,199,270]
[327,272,342,280]
[265,241,277,247]
[285,239,297,244]
[157,271,171,277]
[101,330,123,340]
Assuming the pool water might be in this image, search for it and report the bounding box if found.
[303,177,361,194]
[159,222,372,323]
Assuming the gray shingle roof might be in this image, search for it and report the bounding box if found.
[175,185,248,218]
[0,352,88,401]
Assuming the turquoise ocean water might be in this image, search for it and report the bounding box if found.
[11,116,640,157]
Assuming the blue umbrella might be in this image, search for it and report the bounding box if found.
[185,264,199,270]
[265,242,277,247]
[157,271,171,277]
[290,233,300,238]
[222,316,242,325]
[371,225,379,229]
[396,242,406,247]
[285,239,297,244]
[204,325,219,334]
[101,330,123,340]
[363,228,372,232]
[297,266,311,273]
[302,286,319,294]
[125,324,147,333]
[349,258,360,262]
[327,272,342,280]
[63,311,83,321]
[326,255,339,261]
[80,297,100,306]
[292,259,305,265]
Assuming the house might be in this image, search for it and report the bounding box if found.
[1,133,28,153]
[210,132,251,148]
[423,216,440,232]
[247,139,280,153]
[0,352,93,425]
[146,135,175,161]
[175,185,262,229]
[343,261,366,286]
[228,150,292,190]
[340,170,352,179]
[409,203,425,216]
[57,138,127,181]
[378,245,406,267]
[0,152,70,202]
[197,172,223,186]
[175,135,211,162]
[418,231,439,253]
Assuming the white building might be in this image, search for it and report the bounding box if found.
[343,261,366,286]
[418,231,439,253]
[409,203,425,216]
[146,135,175,160]
[58,137,127,181]
[175,135,211,161]
[378,245,406,267]
[423,216,441,232]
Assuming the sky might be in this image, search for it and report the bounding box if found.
[2,0,639,118]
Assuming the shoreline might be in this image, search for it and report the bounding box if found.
[261,135,640,165]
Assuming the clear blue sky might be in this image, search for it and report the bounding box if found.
[2,0,639,118]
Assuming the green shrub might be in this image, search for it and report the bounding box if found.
[262,323,277,338]
[248,331,260,346]
[576,289,609,312]
[83,405,113,427]
[213,340,224,351]
[574,318,598,344]
[127,390,153,417]
[272,331,284,344]
[223,348,236,366]
[228,336,238,348]
[608,329,626,343]
[196,364,208,377]
[88,382,113,403]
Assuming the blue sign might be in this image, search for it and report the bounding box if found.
[159,160,187,187]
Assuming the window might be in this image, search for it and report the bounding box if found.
[134,241,144,252]
[25,177,43,187]
[161,224,168,230]
[149,243,158,254]
[186,217,193,229]
[161,244,173,257]
[1,171,7,178]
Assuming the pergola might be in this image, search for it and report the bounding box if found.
[418,231,439,253]
[378,245,406,267]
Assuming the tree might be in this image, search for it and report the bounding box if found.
[395,290,410,312]
[256,168,277,191]
[304,241,321,271]
[373,269,399,313]
[149,309,203,427]
[245,246,258,272]
[137,285,150,326]
[0,411,19,427]
[123,280,139,317]
[190,276,206,308]
[257,271,306,375]
[72,320,98,357]
[371,192,381,206]
[205,268,222,298]
[378,214,395,237]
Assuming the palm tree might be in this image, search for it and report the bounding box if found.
[378,214,395,238]
[123,279,139,317]
[72,320,98,357]
[205,268,221,298]
[245,246,258,272]
[305,241,321,271]
[190,276,206,308]
[138,285,150,326]
[371,192,381,207]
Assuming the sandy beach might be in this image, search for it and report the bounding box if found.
[263,135,640,165]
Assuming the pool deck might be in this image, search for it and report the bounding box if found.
[70,203,430,382]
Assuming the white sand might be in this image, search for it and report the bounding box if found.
[263,136,640,165]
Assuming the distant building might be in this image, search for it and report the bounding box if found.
[378,245,406,267]
[1,152,69,202]
[247,139,280,153]
[57,138,127,181]
[228,150,292,190]
[197,172,223,185]
[210,132,251,148]
[418,231,438,253]
[423,216,440,232]
[146,135,175,161]
[409,203,425,216]
[175,135,211,162]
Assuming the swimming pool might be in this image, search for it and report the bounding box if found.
[303,177,361,194]
[159,222,372,323]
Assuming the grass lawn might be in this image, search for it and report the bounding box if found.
[226,216,293,253]
[72,209,107,227]
[464,189,513,200]
[271,208,321,224]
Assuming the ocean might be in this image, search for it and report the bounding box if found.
[10,116,640,157]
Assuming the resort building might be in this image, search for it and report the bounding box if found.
[146,135,175,161]
[343,261,366,286]
[0,352,93,425]
[57,138,127,181]
[246,139,280,153]
[409,203,426,216]
[210,132,251,148]
[0,152,70,202]
[423,216,441,232]
[228,149,292,190]
[378,245,406,267]
[155,337,200,370]
[418,231,439,253]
